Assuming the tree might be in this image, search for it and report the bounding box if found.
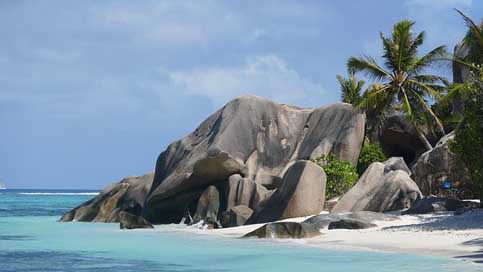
[447,11,483,205]
[455,9,483,65]
[336,73,365,105]
[347,20,449,150]
[451,67,483,205]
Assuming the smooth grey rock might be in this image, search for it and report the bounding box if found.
[221,205,253,227]
[192,186,220,227]
[304,211,398,229]
[62,96,365,224]
[402,197,478,215]
[332,161,422,213]
[328,218,377,230]
[243,222,321,239]
[246,160,327,224]
[225,174,272,211]
[59,173,154,222]
[378,111,436,165]
[383,157,411,175]
[144,96,364,224]
[119,211,154,230]
[412,132,470,196]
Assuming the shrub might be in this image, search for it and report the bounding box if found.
[357,141,387,175]
[312,154,359,200]
[450,67,483,205]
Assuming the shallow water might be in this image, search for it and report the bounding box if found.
[0,190,480,271]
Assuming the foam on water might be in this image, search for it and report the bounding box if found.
[0,190,481,272]
[17,192,99,195]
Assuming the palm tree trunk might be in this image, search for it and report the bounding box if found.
[414,125,433,151]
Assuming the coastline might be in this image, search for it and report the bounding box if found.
[167,211,483,264]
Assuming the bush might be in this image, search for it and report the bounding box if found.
[312,154,359,200]
[357,141,387,175]
[451,67,483,205]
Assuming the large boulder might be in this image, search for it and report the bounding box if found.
[119,211,154,230]
[225,174,272,211]
[246,160,327,224]
[192,186,220,228]
[331,158,422,213]
[221,205,254,227]
[328,219,377,230]
[377,111,436,165]
[243,222,321,239]
[61,96,365,224]
[412,132,470,196]
[402,197,479,215]
[59,173,154,222]
[304,211,398,229]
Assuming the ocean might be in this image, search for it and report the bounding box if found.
[0,189,480,272]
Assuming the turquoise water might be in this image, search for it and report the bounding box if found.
[0,190,480,271]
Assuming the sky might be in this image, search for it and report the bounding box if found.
[1,0,481,189]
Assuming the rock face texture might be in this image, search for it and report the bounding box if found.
[192,185,220,227]
[377,112,435,165]
[304,211,398,229]
[221,205,253,227]
[144,96,364,224]
[61,95,365,225]
[119,211,154,230]
[328,219,377,230]
[402,197,478,215]
[225,174,272,211]
[243,222,321,239]
[412,132,470,196]
[331,158,422,213]
[60,173,154,222]
[246,160,327,224]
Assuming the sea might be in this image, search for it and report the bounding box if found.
[0,189,480,272]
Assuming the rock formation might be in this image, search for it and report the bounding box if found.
[331,158,422,213]
[303,211,398,229]
[411,132,470,196]
[60,173,154,222]
[61,95,366,225]
[377,111,436,165]
[119,211,154,230]
[225,174,272,211]
[243,222,321,239]
[246,160,327,224]
[328,219,377,230]
[221,205,253,227]
[192,185,220,228]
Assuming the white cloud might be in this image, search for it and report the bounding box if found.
[168,55,326,108]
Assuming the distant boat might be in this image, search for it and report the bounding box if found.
[0,183,6,190]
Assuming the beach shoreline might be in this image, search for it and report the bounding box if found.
[164,210,483,264]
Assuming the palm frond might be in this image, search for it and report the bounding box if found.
[347,56,391,81]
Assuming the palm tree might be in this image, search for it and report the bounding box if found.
[348,20,449,150]
[439,10,482,120]
[336,73,365,105]
[455,9,483,66]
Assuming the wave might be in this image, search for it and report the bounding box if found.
[17,192,99,196]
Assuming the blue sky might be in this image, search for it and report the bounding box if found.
[1,0,481,189]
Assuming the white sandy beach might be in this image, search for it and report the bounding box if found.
[166,210,483,264]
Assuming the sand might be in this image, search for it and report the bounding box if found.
[176,210,483,264]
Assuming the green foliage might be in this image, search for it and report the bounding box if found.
[336,73,365,105]
[347,20,449,150]
[450,67,483,204]
[312,154,359,200]
[357,141,387,175]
